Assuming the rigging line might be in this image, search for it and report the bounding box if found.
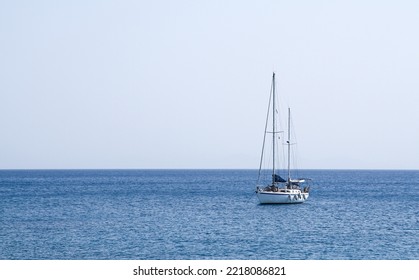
[257,78,273,184]
[290,111,300,177]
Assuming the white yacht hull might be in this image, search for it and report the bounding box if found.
[256,189,309,204]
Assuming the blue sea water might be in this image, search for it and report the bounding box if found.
[0,169,418,260]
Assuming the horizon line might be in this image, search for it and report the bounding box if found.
[0,168,418,171]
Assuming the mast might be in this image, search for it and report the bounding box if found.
[272,72,276,185]
[287,107,291,184]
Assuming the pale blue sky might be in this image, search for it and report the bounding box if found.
[1,0,418,169]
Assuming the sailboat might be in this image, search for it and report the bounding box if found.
[255,72,311,204]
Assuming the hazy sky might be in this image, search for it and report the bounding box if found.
[1,0,418,169]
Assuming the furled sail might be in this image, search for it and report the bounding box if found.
[273,174,286,183]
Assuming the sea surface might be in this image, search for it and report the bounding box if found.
[0,169,418,260]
